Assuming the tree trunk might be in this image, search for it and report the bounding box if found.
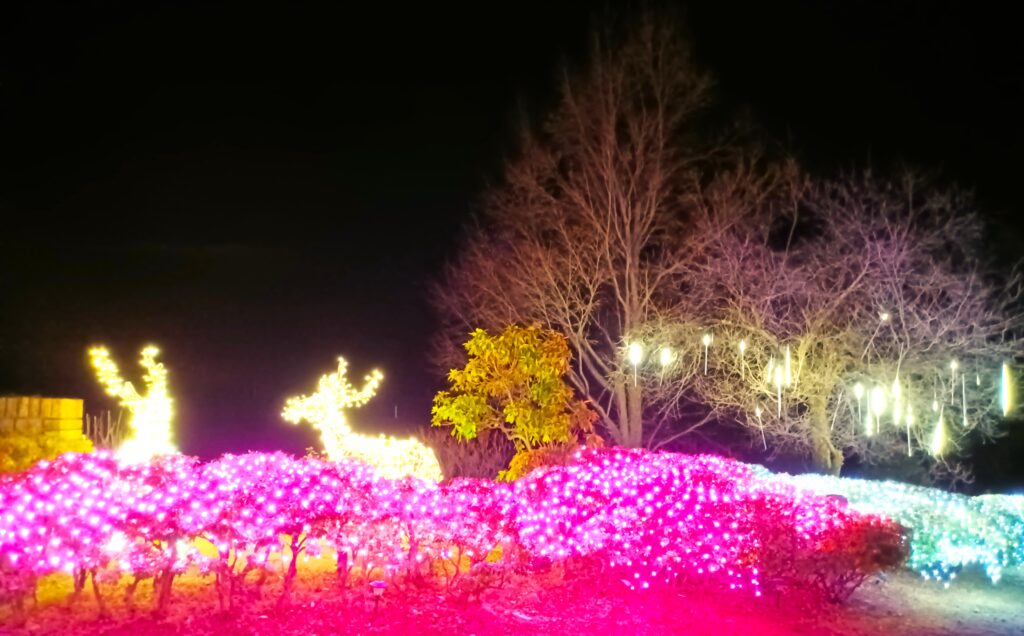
[155,568,175,617]
[808,395,843,475]
[89,568,109,619]
[611,380,628,446]
[154,542,177,617]
[278,534,302,607]
[609,373,646,447]
[625,382,643,447]
[611,379,644,447]
[336,548,349,589]
[70,566,87,604]
[125,576,141,611]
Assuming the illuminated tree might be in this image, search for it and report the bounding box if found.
[433,14,727,447]
[431,325,599,470]
[283,357,443,481]
[89,345,176,463]
[676,170,1022,478]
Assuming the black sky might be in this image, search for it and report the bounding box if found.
[1,1,1021,462]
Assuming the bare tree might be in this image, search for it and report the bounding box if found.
[676,170,1022,477]
[434,14,734,447]
[434,12,1022,475]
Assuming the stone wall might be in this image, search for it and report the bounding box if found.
[0,396,93,472]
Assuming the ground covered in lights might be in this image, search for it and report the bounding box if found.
[5,562,1023,635]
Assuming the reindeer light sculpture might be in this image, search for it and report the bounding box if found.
[283,357,443,482]
[88,345,177,463]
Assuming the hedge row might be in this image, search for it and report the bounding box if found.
[0,448,907,616]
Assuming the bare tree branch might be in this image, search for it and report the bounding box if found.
[433,13,722,448]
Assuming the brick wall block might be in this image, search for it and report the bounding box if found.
[43,418,84,432]
[54,399,84,419]
[15,418,43,434]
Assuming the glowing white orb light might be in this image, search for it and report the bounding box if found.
[870,386,887,436]
[891,378,902,427]
[1001,362,1014,417]
[773,366,783,417]
[930,410,946,457]
[784,346,792,387]
[870,386,887,417]
[853,382,864,401]
[754,404,766,450]
[627,342,644,366]
[701,334,712,374]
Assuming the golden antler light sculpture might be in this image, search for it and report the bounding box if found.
[89,345,177,463]
[283,357,443,481]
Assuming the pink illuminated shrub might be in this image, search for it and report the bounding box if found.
[735,492,908,602]
[0,448,905,615]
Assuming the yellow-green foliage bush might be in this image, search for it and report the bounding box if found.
[0,435,92,473]
[500,443,582,481]
[432,325,601,478]
[432,326,598,447]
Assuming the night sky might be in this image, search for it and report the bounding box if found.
[1,2,1021,464]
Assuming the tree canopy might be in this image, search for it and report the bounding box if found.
[434,14,722,449]
[433,12,1023,479]
[664,170,1022,478]
[431,325,597,456]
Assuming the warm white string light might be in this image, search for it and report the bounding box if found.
[930,407,946,457]
[962,375,969,428]
[628,342,643,386]
[283,357,443,482]
[89,345,177,463]
[1001,362,1013,417]
[870,386,886,436]
[754,404,766,449]
[701,333,712,374]
[618,333,1014,458]
[784,345,792,387]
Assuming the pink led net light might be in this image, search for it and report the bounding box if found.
[0,448,899,597]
